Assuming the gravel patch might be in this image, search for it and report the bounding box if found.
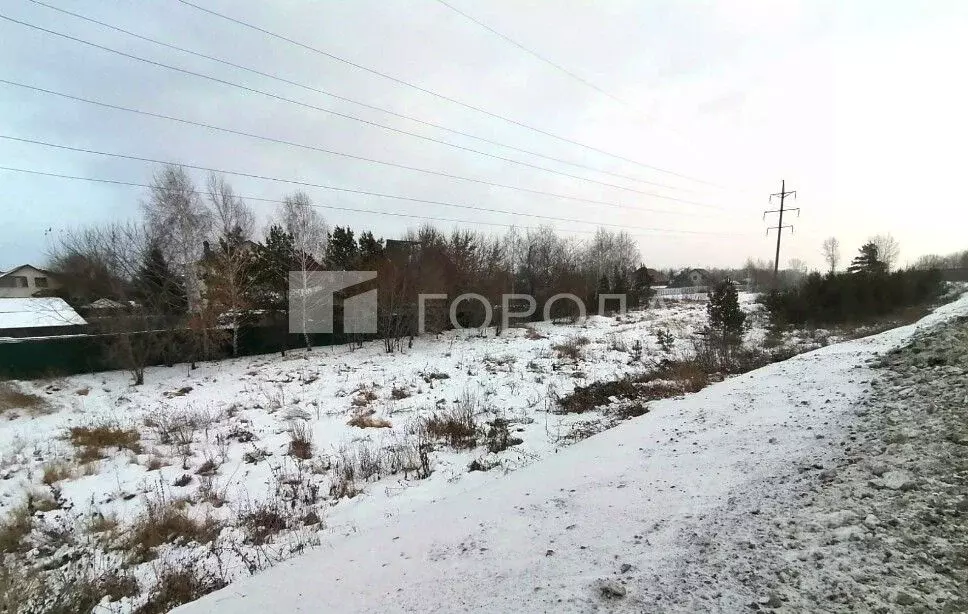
[645,315,968,612]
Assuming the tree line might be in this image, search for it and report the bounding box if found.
[764,241,946,327]
[47,165,657,383]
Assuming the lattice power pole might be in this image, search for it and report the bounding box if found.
[764,179,798,289]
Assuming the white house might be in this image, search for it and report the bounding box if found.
[0,264,62,298]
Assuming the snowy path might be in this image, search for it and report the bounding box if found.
[174,295,968,613]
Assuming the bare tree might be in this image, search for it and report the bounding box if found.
[142,165,211,309]
[207,173,255,242]
[203,174,257,356]
[821,237,840,273]
[869,234,900,271]
[280,192,329,350]
[47,223,184,384]
[788,258,808,274]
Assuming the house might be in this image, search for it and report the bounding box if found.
[636,267,670,287]
[0,297,87,338]
[669,268,710,288]
[0,264,62,298]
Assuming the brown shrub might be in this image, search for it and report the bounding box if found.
[69,424,141,462]
[287,421,314,459]
[125,498,222,563]
[390,386,410,400]
[558,359,711,414]
[421,404,477,449]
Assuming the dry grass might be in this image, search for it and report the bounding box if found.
[350,388,379,407]
[0,564,139,614]
[133,561,227,614]
[41,461,76,485]
[553,336,587,362]
[0,504,32,554]
[0,382,49,416]
[69,424,142,463]
[144,455,169,471]
[86,513,119,535]
[420,371,450,384]
[347,414,392,429]
[195,457,219,476]
[239,501,289,546]
[125,498,223,563]
[420,403,477,450]
[287,421,314,459]
[524,326,547,340]
[30,490,61,513]
[390,386,411,400]
[557,359,711,414]
[483,417,523,453]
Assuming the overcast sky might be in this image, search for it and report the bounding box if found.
[2,0,966,272]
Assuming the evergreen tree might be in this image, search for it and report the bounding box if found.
[134,245,187,315]
[707,279,746,345]
[251,225,297,355]
[357,231,385,268]
[252,225,295,311]
[847,242,887,274]
[325,226,359,270]
[632,267,655,308]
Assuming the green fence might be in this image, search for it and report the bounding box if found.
[0,327,379,380]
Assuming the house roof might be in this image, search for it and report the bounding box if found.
[0,264,53,279]
[0,298,87,329]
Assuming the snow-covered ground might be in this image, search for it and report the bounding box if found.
[1,294,773,611]
[163,293,968,613]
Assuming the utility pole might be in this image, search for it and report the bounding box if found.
[763,180,798,289]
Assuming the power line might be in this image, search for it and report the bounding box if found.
[0,80,725,214]
[2,12,720,206]
[431,0,629,108]
[24,0,700,194]
[173,0,733,190]
[0,165,752,240]
[7,134,684,219]
[1,135,719,221]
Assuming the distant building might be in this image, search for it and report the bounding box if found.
[638,267,670,287]
[0,297,87,338]
[669,268,710,288]
[0,264,62,298]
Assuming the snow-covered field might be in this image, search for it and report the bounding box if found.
[1,294,773,612]
[167,292,968,614]
[6,290,959,613]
